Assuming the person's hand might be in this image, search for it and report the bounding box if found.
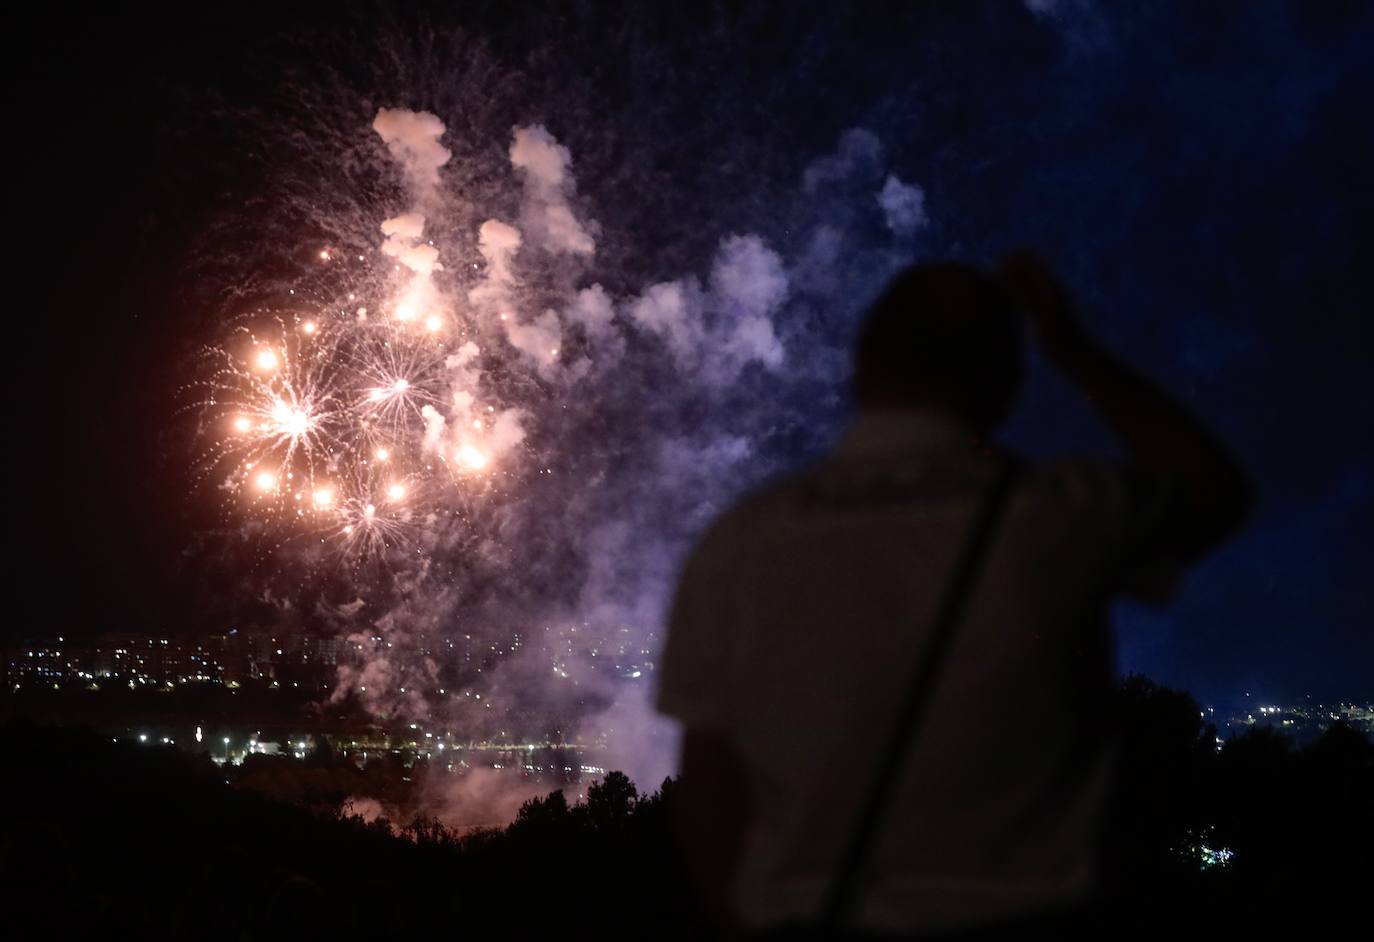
[998,251,1089,359]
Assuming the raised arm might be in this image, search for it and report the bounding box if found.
[1000,251,1253,559]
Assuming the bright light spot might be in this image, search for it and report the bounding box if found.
[319,249,330,260]
[233,416,252,433]
[195,726,202,743]
[302,320,317,335]
[364,503,376,519]
[472,419,482,430]
[375,448,390,461]
[392,378,409,393]
[271,402,311,437]
[343,524,354,534]
[395,304,414,322]
[456,445,488,470]
[255,471,277,492]
[425,315,442,332]
[387,483,406,501]
[255,349,279,371]
[312,488,334,508]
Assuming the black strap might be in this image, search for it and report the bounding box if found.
[818,459,1021,933]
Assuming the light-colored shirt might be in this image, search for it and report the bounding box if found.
[657,410,1175,933]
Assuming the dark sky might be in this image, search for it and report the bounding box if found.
[4,1,1371,704]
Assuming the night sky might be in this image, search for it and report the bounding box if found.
[5,1,1371,706]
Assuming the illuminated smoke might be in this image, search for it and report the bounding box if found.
[468,219,522,322]
[193,79,922,821]
[708,234,787,377]
[372,107,452,196]
[877,175,928,237]
[627,279,706,369]
[802,127,883,193]
[510,125,596,257]
[380,213,441,275]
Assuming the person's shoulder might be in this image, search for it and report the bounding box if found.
[689,472,808,558]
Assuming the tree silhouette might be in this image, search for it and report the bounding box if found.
[586,770,638,831]
[1104,674,1218,885]
[509,788,572,839]
[4,683,1371,937]
[1304,719,1374,775]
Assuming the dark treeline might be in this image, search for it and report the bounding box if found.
[2,676,1371,938]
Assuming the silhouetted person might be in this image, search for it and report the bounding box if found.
[656,254,1251,937]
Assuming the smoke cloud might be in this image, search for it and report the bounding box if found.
[877,175,928,237]
[372,108,452,195]
[627,279,705,368]
[201,87,924,827]
[709,234,787,376]
[380,213,442,275]
[803,128,883,193]
[510,125,596,256]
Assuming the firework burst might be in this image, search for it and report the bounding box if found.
[187,92,808,611]
[193,241,509,562]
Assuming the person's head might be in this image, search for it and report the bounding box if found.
[853,261,1022,432]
